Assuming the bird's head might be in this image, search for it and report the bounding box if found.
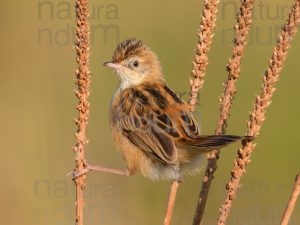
[103,38,163,89]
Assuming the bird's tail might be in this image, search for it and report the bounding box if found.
[180,135,252,152]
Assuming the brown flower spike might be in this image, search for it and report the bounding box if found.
[217,1,300,224]
[193,1,255,224]
[73,0,90,225]
[167,1,220,225]
[166,1,221,224]
[189,0,219,112]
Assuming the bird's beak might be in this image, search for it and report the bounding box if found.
[103,61,124,70]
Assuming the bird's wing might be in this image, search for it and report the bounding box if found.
[114,83,203,164]
[117,99,178,164]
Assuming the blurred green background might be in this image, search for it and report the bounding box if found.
[0,0,299,224]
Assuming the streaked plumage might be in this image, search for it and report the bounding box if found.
[104,38,246,181]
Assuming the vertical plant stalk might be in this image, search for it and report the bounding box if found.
[163,181,179,225]
[164,1,220,224]
[189,0,219,112]
[216,0,255,135]
[73,1,90,225]
[281,173,300,225]
[193,1,255,224]
[217,1,300,224]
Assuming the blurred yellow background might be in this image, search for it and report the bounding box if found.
[0,0,299,224]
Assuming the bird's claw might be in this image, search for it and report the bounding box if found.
[73,168,90,178]
[67,166,90,179]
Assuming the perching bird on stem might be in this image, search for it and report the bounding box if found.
[77,38,249,181]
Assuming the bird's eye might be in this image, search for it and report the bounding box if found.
[133,60,139,67]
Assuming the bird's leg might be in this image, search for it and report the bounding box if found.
[71,163,131,178]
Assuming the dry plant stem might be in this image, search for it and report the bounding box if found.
[193,157,218,225]
[217,1,300,224]
[163,1,220,224]
[281,174,300,225]
[193,1,255,224]
[189,0,219,112]
[163,181,179,225]
[216,0,255,135]
[73,0,90,225]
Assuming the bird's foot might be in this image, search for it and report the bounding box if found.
[177,178,184,183]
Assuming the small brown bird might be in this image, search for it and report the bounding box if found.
[102,38,246,181]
